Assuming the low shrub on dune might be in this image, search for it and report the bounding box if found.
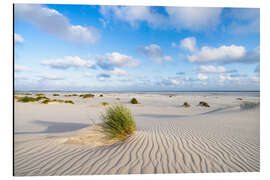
[64,100,74,104]
[35,93,45,96]
[199,101,210,107]
[80,94,95,98]
[183,102,190,108]
[240,101,259,110]
[17,96,39,103]
[102,102,109,106]
[41,99,74,104]
[130,98,139,104]
[24,93,32,95]
[236,98,243,100]
[53,94,60,96]
[100,94,103,97]
[102,105,136,140]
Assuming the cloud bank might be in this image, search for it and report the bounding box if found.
[15,4,99,45]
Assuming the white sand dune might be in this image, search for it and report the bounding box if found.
[14,93,260,175]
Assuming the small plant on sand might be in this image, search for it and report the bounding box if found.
[183,102,190,108]
[116,98,120,100]
[35,96,49,101]
[102,102,109,106]
[41,99,50,104]
[236,98,243,100]
[240,101,259,110]
[53,94,60,96]
[199,101,210,107]
[17,96,39,103]
[35,93,45,96]
[130,98,139,104]
[24,93,32,95]
[102,105,136,140]
[99,94,103,97]
[80,93,95,98]
[64,100,74,104]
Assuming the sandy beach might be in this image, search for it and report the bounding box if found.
[14,92,260,175]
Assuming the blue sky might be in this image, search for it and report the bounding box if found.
[14,4,260,91]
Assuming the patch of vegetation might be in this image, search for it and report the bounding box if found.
[79,93,95,98]
[64,94,78,97]
[240,101,259,110]
[24,93,32,95]
[41,99,74,104]
[35,96,49,101]
[116,98,120,100]
[199,101,210,107]
[41,99,50,104]
[130,98,139,104]
[99,94,103,97]
[53,94,60,96]
[183,102,190,108]
[102,102,109,106]
[35,93,45,96]
[236,98,243,100]
[102,105,136,140]
[17,96,40,103]
[64,100,74,104]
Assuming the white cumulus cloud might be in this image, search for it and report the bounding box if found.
[15,64,28,72]
[99,6,166,28]
[41,56,96,69]
[110,68,128,76]
[188,45,246,63]
[165,7,223,31]
[39,74,65,80]
[14,33,24,44]
[180,37,197,52]
[106,52,140,67]
[198,65,227,73]
[197,73,208,81]
[139,44,173,63]
[15,4,99,45]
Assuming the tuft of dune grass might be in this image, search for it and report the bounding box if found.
[183,102,190,108]
[102,102,109,106]
[99,94,103,97]
[41,99,74,104]
[80,94,95,98]
[53,94,60,96]
[240,101,259,110]
[199,101,210,107]
[102,105,136,141]
[17,96,40,103]
[130,98,139,104]
[35,93,45,96]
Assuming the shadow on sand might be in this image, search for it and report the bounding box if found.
[15,120,89,135]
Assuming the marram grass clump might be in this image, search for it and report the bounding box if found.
[80,94,95,98]
[41,99,75,104]
[17,96,39,103]
[183,102,190,108]
[240,101,259,110]
[130,98,139,104]
[199,101,210,107]
[53,94,60,96]
[35,93,45,96]
[102,105,136,140]
[102,102,109,106]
